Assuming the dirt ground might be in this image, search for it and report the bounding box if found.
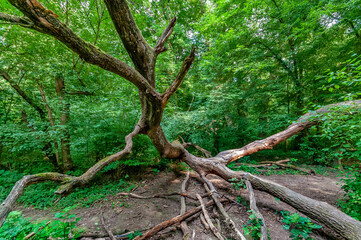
[18,171,345,240]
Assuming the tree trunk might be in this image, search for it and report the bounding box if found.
[55,75,73,172]
[2,2,361,239]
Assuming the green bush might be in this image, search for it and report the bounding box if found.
[339,169,361,220]
[281,211,322,240]
[0,208,83,240]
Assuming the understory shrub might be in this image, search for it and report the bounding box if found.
[0,208,83,240]
[281,211,322,240]
[339,168,361,220]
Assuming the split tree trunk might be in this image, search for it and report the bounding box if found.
[1,1,361,239]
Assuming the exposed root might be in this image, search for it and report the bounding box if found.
[100,210,116,240]
[180,171,191,239]
[196,193,224,240]
[117,191,207,201]
[134,198,229,240]
[245,180,268,240]
[202,175,246,240]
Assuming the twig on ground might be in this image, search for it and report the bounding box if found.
[117,191,197,201]
[200,213,210,231]
[24,221,51,239]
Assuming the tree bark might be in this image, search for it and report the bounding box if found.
[2,2,361,239]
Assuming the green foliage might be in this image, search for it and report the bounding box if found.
[0,169,134,210]
[0,209,83,240]
[242,211,269,240]
[300,105,361,166]
[281,211,322,240]
[339,168,361,220]
[128,230,143,240]
[301,55,361,166]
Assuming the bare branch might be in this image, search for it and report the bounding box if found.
[5,0,160,102]
[0,12,37,29]
[0,172,75,227]
[180,170,191,238]
[216,100,361,163]
[0,124,142,227]
[202,175,246,240]
[155,17,177,56]
[56,124,141,195]
[162,48,196,106]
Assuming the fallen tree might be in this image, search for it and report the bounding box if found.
[1,1,361,239]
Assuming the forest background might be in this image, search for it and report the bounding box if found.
[0,0,361,238]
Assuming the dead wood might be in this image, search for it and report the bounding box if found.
[202,176,246,240]
[238,159,315,175]
[2,1,361,239]
[196,193,224,240]
[100,210,116,240]
[24,221,51,239]
[180,171,191,239]
[200,213,210,230]
[245,180,268,240]
[117,191,199,201]
[134,198,229,240]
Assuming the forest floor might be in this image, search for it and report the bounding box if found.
[16,170,345,240]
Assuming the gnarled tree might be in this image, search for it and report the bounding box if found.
[1,1,361,239]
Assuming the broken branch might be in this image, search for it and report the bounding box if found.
[216,100,361,163]
[180,171,191,238]
[162,48,196,107]
[155,17,177,55]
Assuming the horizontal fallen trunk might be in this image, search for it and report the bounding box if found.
[183,154,361,240]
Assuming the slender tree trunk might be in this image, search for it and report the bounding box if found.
[55,75,73,172]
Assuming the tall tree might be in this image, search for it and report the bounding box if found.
[1,1,361,239]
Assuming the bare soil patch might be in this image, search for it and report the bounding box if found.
[17,171,345,240]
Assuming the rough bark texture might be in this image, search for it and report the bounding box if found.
[0,173,70,227]
[1,1,361,240]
